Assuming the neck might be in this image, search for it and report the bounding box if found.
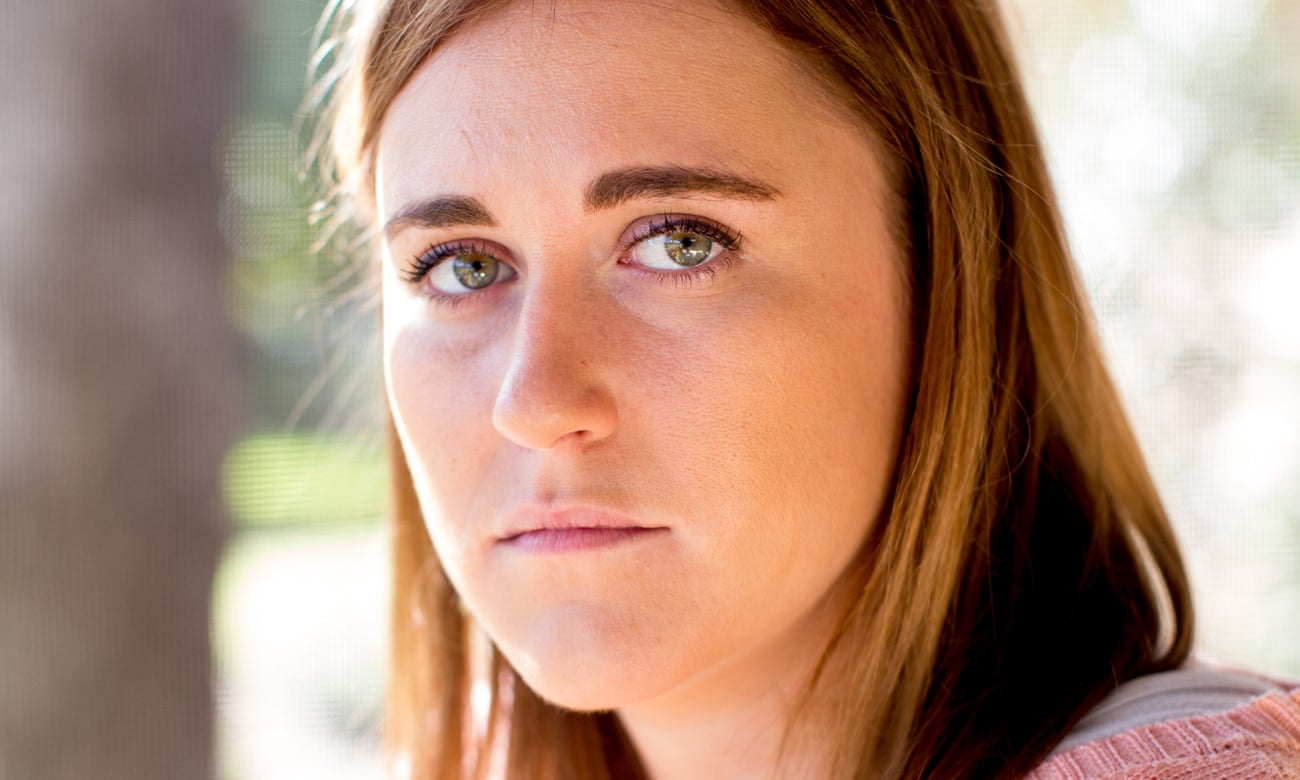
[616,593,850,780]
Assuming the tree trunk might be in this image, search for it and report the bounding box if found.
[0,2,240,778]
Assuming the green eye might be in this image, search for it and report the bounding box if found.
[452,252,500,289]
[663,232,713,267]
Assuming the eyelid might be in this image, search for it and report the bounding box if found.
[396,238,520,314]
[617,212,743,255]
[397,213,741,292]
[400,238,511,285]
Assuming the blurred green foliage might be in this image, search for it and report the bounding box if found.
[223,0,381,436]
[223,433,386,528]
[220,0,384,533]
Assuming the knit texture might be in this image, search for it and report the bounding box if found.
[1028,687,1300,779]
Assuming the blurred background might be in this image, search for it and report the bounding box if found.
[1,0,1296,778]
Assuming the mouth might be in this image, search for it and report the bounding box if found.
[496,506,669,554]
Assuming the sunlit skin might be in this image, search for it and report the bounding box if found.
[376,0,913,776]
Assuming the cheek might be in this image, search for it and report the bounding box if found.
[383,315,504,536]
[740,270,906,559]
[617,273,911,676]
[625,269,909,555]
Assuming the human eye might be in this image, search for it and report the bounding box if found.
[400,240,517,304]
[621,214,741,277]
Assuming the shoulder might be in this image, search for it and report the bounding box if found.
[1027,666,1300,779]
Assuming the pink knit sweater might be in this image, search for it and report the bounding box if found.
[1028,685,1300,779]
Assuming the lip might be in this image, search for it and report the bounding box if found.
[496,506,669,554]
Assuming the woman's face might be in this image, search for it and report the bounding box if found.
[377,0,912,712]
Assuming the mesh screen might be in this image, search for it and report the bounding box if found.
[216,1,1300,776]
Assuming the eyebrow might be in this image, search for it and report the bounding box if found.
[583,165,779,211]
[383,196,496,239]
[383,165,779,239]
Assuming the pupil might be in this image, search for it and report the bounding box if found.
[453,253,499,289]
[665,231,711,267]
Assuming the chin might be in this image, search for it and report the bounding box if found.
[513,667,629,713]
[503,648,668,713]
[490,608,684,713]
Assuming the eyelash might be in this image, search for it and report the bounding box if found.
[399,240,494,286]
[399,214,743,305]
[623,213,741,257]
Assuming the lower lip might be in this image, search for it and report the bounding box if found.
[501,527,667,554]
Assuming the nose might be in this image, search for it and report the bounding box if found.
[491,280,618,451]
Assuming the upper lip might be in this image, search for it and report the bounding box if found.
[496,504,665,542]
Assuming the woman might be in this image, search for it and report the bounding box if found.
[310,0,1300,777]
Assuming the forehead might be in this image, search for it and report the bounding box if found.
[374,0,856,211]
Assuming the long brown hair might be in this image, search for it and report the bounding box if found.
[310,1,1195,777]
